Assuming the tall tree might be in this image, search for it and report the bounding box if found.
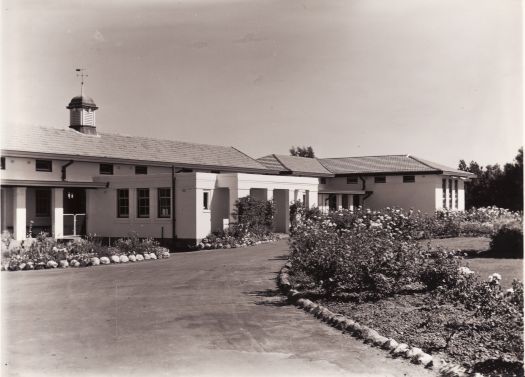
[289,146,315,158]
[458,148,523,211]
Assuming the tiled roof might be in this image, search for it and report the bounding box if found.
[319,155,475,177]
[257,154,333,177]
[1,126,272,173]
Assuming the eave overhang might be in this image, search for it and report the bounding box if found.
[0,149,280,175]
[0,179,107,188]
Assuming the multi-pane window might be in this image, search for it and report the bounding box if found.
[374,176,386,183]
[454,180,459,209]
[100,164,114,175]
[346,177,358,184]
[35,159,52,172]
[442,179,447,208]
[449,179,453,209]
[137,188,150,218]
[117,189,129,218]
[203,190,210,210]
[157,188,171,218]
[319,178,327,184]
[135,165,148,175]
[1,157,5,170]
[35,189,51,217]
[403,175,415,183]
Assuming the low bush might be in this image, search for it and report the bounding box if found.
[489,225,523,259]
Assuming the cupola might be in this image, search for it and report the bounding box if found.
[67,95,98,135]
[67,68,98,135]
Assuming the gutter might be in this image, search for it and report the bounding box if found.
[358,175,374,204]
[61,160,74,181]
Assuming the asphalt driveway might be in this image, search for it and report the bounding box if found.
[1,240,435,377]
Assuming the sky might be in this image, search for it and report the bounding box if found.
[1,0,522,168]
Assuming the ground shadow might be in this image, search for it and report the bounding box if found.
[267,254,289,261]
[245,288,289,307]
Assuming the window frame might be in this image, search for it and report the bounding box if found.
[136,188,150,218]
[203,190,210,211]
[1,157,5,170]
[346,177,358,184]
[99,163,114,175]
[117,189,129,218]
[35,189,51,217]
[135,165,148,175]
[374,176,386,183]
[319,178,327,185]
[403,175,415,183]
[35,159,52,172]
[157,188,171,218]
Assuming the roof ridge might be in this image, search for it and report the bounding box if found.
[319,154,410,160]
[230,146,270,170]
[271,154,292,171]
[407,155,440,171]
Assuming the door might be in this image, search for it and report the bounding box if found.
[63,188,86,236]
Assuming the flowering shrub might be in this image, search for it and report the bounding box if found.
[232,196,275,236]
[1,232,170,272]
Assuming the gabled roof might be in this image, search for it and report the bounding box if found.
[1,126,274,174]
[318,155,476,177]
[257,154,334,177]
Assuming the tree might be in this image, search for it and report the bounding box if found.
[290,146,315,158]
[458,148,523,211]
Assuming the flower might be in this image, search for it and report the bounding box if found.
[488,273,502,283]
[458,266,475,275]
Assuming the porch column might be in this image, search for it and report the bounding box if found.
[349,194,354,210]
[336,194,343,210]
[52,188,64,238]
[229,188,250,222]
[305,190,318,208]
[13,187,27,241]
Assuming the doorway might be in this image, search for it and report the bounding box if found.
[63,188,86,236]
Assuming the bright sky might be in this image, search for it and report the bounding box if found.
[2,0,522,168]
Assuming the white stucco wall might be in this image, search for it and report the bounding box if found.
[88,174,174,239]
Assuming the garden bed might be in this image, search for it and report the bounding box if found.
[287,206,524,376]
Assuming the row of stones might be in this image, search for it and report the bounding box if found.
[278,264,474,377]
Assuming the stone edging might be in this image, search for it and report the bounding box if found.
[277,263,476,377]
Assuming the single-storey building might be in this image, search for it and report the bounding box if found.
[0,94,475,243]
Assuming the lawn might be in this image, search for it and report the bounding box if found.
[420,237,523,289]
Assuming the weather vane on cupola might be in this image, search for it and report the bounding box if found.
[76,68,88,96]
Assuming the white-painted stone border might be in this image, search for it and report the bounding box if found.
[278,264,477,377]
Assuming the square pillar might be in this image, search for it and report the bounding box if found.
[349,194,354,210]
[229,188,250,221]
[13,187,27,241]
[52,188,64,238]
[336,194,343,210]
[306,190,318,208]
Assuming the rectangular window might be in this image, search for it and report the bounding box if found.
[346,177,358,184]
[203,190,210,210]
[35,189,51,217]
[137,188,150,218]
[403,175,415,183]
[100,164,114,175]
[117,189,129,218]
[35,159,52,172]
[454,180,459,209]
[157,188,171,218]
[374,176,386,183]
[1,157,5,170]
[135,165,148,175]
[319,178,326,184]
[442,179,447,208]
[449,179,453,209]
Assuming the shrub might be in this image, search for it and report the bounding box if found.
[489,225,523,258]
[232,196,275,236]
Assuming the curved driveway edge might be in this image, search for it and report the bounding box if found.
[2,240,436,377]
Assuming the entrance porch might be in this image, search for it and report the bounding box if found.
[0,181,105,240]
